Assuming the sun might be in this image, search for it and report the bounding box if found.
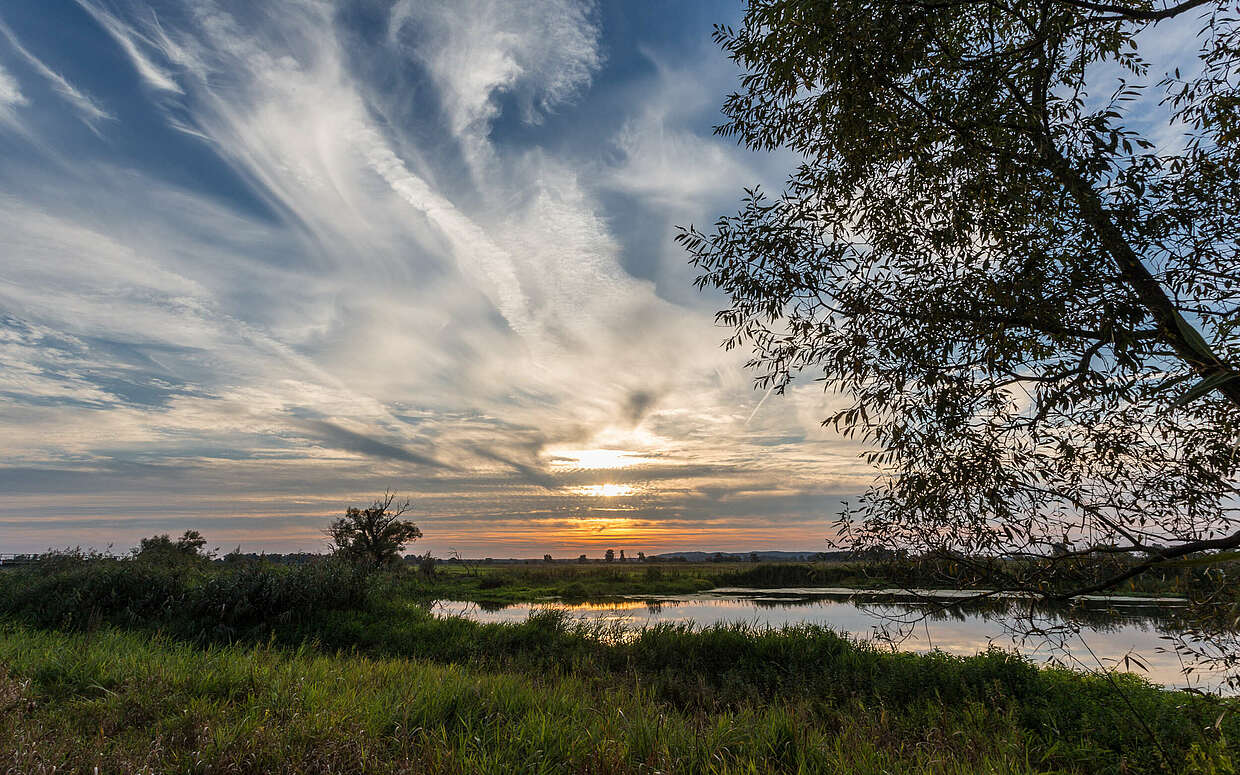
[570,483,634,496]
[548,448,652,470]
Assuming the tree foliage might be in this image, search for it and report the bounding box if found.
[327,493,422,566]
[679,0,1240,681]
[134,530,212,563]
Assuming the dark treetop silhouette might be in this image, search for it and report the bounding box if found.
[678,0,1240,682]
[327,492,422,566]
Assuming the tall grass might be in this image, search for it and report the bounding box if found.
[0,553,370,636]
[1,558,1236,773]
[0,624,1107,774]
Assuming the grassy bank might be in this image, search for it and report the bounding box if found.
[0,624,1054,775]
[3,621,1234,774]
[1,557,1236,773]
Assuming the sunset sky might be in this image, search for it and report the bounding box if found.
[0,0,880,556]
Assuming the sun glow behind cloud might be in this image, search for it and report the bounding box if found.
[0,0,878,556]
[548,448,654,470]
[573,483,637,497]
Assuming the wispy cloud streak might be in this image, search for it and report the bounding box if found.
[73,0,182,93]
[0,61,26,127]
[0,17,112,128]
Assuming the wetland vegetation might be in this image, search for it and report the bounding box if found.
[1,550,1237,773]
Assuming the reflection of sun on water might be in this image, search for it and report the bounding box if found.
[574,484,636,497]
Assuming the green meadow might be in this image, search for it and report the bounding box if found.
[0,556,1236,774]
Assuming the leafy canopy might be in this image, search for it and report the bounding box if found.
[679,0,1240,676]
[134,530,212,563]
[327,492,422,566]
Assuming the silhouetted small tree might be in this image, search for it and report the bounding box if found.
[604,549,615,562]
[327,492,422,566]
[134,530,213,562]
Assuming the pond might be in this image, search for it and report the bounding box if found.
[433,587,1232,694]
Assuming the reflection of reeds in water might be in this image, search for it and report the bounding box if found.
[844,594,1208,687]
[739,591,1184,632]
[746,596,830,610]
[739,592,1191,681]
[456,592,1188,635]
[866,596,1179,630]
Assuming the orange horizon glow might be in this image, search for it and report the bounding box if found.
[0,481,838,558]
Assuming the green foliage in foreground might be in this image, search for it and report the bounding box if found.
[1,558,1237,773]
[0,552,371,636]
[0,624,1232,775]
[0,624,1041,775]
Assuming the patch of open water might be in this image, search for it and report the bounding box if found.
[433,587,1231,693]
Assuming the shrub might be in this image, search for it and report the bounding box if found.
[0,555,371,637]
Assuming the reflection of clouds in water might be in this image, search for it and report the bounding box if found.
[432,590,1230,693]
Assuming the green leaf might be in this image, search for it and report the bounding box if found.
[1171,311,1219,363]
[1174,371,1240,407]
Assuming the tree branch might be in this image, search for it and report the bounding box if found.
[1052,529,1240,599]
[1041,145,1240,408]
[1059,0,1215,21]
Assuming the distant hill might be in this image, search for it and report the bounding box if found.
[648,550,854,562]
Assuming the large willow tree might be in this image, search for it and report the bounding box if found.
[679,0,1240,678]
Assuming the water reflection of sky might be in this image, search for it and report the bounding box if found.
[433,589,1231,694]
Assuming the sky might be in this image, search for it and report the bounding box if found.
[0,0,877,557]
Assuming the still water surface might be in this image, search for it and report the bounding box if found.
[434,587,1231,693]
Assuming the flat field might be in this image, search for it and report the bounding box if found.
[0,557,1233,774]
